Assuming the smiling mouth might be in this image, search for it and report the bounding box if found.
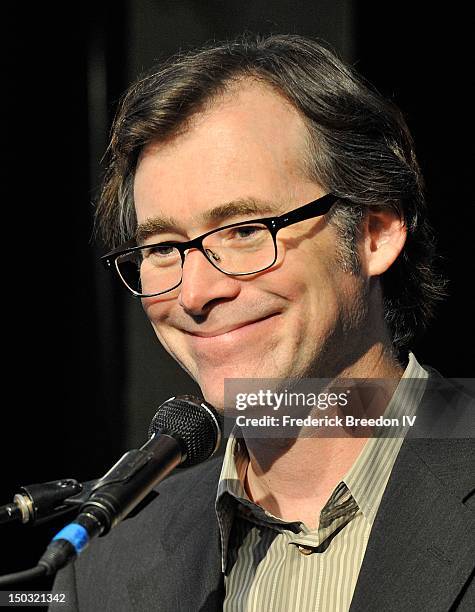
[183,313,280,338]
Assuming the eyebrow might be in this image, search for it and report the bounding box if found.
[135,197,281,244]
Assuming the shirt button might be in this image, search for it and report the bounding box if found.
[297,545,313,555]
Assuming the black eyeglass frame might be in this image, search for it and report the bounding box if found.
[101,192,341,297]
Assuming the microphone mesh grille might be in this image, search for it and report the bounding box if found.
[148,395,221,467]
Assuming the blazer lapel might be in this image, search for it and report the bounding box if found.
[350,374,475,612]
[126,460,224,612]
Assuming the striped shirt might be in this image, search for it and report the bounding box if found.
[216,352,428,611]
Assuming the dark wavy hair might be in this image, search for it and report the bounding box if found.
[96,33,447,353]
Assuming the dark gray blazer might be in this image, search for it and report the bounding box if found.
[51,369,475,611]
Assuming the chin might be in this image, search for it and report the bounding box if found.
[198,382,226,412]
[197,367,257,411]
[196,365,275,412]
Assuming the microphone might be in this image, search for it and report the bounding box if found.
[38,395,221,576]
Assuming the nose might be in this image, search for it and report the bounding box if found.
[178,248,241,315]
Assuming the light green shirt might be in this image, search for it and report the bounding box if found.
[216,353,428,611]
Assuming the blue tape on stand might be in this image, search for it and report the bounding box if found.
[53,523,89,553]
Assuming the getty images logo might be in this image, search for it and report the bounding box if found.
[235,389,350,411]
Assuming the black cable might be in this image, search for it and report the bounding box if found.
[0,565,47,587]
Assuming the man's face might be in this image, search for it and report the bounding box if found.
[134,81,368,409]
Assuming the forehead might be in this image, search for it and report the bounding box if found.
[133,80,312,229]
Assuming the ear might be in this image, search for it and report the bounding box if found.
[361,207,407,277]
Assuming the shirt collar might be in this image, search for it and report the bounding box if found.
[343,351,428,524]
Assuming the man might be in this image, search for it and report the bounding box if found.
[52,34,474,611]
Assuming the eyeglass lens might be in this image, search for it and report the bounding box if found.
[115,222,277,296]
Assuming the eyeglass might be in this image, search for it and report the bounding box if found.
[101,192,340,298]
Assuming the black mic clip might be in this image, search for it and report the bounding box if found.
[0,479,99,526]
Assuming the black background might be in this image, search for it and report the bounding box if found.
[3,0,473,595]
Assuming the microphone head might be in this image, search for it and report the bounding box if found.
[148,395,222,467]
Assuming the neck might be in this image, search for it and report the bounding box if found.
[242,342,405,528]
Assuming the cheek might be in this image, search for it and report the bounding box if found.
[276,246,338,312]
[147,313,191,370]
[141,298,183,354]
[141,293,177,322]
[284,260,347,349]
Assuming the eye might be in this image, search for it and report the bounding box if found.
[146,245,176,257]
[233,226,262,239]
[222,224,267,241]
[141,244,180,267]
